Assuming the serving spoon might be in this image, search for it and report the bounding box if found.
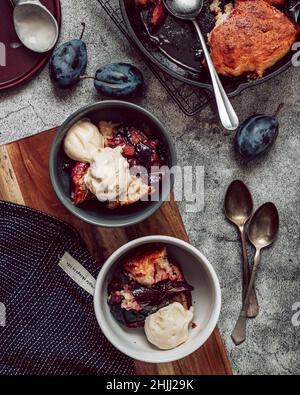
[10,0,59,53]
[224,180,259,318]
[231,202,279,345]
[163,0,239,131]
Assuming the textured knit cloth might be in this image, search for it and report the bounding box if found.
[0,201,134,375]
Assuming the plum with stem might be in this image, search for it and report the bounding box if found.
[49,23,87,88]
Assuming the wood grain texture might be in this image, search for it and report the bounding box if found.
[1,129,232,375]
[0,146,25,205]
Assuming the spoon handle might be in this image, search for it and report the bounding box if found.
[192,20,239,131]
[239,227,259,318]
[231,249,261,345]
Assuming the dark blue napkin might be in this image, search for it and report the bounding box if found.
[0,201,134,375]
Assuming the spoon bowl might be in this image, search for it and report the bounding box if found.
[248,202,280,249]
[164,0,203,20]
[11,0,59,53]
[225,180,253,227]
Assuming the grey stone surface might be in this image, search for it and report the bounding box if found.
[1,0,300,375]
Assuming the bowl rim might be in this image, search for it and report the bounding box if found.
[49,100,177,228]
[93,235,222,363]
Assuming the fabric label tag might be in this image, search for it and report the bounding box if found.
[0,303,6,327]
[59,252,96,296]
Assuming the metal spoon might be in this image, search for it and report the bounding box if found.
[10,0,59,53]
[224,180,259,318]
[231,202,279,345]
[163,0,239,131]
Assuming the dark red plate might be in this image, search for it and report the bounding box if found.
[0,0,61,91]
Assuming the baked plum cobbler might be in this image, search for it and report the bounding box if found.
[63,119,167,209]
[107,247,194,328]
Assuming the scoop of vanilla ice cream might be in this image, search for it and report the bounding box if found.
[84,147,131,202]
[64,119,104,163]
[144,302,194,350]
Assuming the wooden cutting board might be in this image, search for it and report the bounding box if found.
[0,128,232,375]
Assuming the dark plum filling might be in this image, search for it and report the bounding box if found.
[107,263,193,328]
[107,124,167,174]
